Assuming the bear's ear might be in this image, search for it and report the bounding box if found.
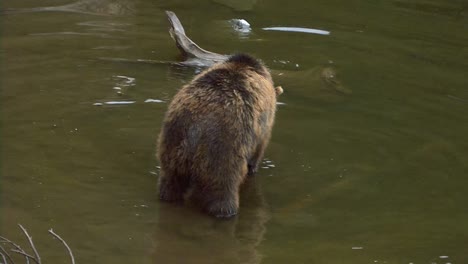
[226,53,264,72]
[275,86,283,96]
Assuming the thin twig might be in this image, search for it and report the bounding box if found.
[0,236,29,264]
[0,236,23,252]
[17,225,41,264]
[10,250,37,264]
[1,252,8,264]
[0,245,15,264]
[48,229,75,264]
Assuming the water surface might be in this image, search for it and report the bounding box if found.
[2,0,467,263]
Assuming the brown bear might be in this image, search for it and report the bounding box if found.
[157,53,282,218]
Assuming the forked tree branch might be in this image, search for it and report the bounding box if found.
[0,225,75,264]
[0,236,30,264]
[17,225,40,264]
[0,244,15,264]
[1,252,9,264]
[9,251,36,264]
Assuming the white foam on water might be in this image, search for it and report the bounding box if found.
[263,27,330,35]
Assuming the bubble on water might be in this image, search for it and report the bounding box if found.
[351,246,363,250]
[439,256,449,259]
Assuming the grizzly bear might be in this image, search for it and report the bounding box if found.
[157,53,282,218]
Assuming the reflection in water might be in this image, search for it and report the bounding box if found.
[3,0,135,16]
[27,16,132,39]
[98,57,206,69]
[152,180,269,264]
[30,31,113,38]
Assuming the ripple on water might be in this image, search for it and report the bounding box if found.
[93,99,165,106]
[77,20,131,32]
[30,32,112,38]
[113,75,135,86]
[261,158,277,170]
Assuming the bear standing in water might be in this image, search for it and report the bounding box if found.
[157,54,282,218]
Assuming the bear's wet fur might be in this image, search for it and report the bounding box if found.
[157,53,281,218]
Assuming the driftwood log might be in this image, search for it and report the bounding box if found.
[165,11,229,66]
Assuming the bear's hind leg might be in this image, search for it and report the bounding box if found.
[192,162,247,218]
[158,171,190,203]
[192,182,239,218]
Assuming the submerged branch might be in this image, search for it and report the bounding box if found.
[17,225,40,264]
[0,236,29,264]
[0,245,15,264]
[48,229,75,264]
[9,250,36,264]
[1,225,75,264]
[0,252,8,264]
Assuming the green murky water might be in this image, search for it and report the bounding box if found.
[2,0,467,263]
